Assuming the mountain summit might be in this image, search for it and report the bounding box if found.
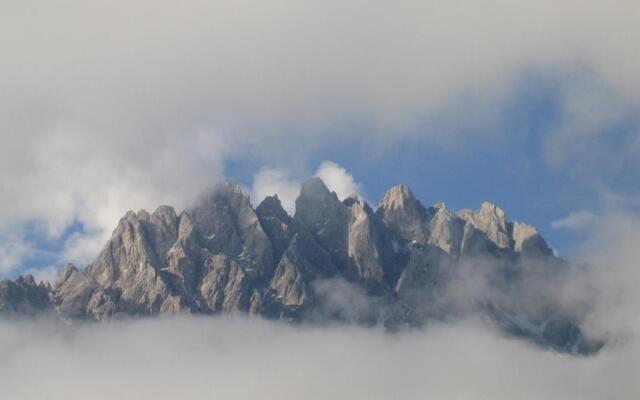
[0,178,595,353]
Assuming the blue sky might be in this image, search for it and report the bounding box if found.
[226,68,639,258]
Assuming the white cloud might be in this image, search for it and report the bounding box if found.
[23,265,60,285]
[314,161,361,201]
[0,234,32,274]
[251,162,364,215]
[551,210,598,230]
[0,316,638,400]
[544,75,640,180]
[251,167,301,215]
[60,230,109,268]
[569,213,640,339]
[1,0,640,275]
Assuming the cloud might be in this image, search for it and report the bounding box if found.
[551,210,598,230]
[251,167,301,215]
[1,0,639,275]
[569,213,640,340]
[59,230,108,268]
[310,278,381,323]
[314,161,362,201]
[22,265,59,285]
[0,234,33,274]
[0,316,638,400]
[3,207,640,398]
[250,161,362,217]
[544,74,640,183]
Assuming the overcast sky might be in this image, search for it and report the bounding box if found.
[1,0,639,278]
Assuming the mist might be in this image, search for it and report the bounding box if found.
[0,316,637,400]
[2,211,640,399]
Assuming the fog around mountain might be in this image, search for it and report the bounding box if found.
[0,179,598,351]
[2,1,639,397]
[1,182,640,399]
[0,315,637,400]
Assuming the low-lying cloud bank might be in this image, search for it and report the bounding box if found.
[0,316,637,400]
[3,209,640,398]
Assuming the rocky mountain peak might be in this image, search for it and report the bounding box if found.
[297,177,336,203]
[56,263,78,287]
[377,184,429,242]
[1,274,52,316]
[428,203,465,255]
[257,195,290,222]
[16,274,36,286]
[379,184,416,210]
[152,205,178,223]
[458,202,511,249]
[0,178,589,352]
[218,180,244,194]
[433,201,447,210]
[512,222,553,257]
[256,195,292,262]
[342,193,360,207]
[512,222,538,251]
[479,201,507,221]
[294,178,345,227]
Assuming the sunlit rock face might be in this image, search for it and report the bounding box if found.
[376,184,431,243]
[2,178,593,353]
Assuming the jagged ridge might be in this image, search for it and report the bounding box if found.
[1,178,597,353]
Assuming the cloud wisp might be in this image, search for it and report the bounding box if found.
[0,315,638,400]
[314,161,363,201]
[251,167,302,215]
[250,160,363,216]
[551,210,598,231]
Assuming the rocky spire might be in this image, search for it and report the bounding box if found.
[189,180,274,275]
[268,230,337,315]
[377,184,430,242]
[294,177,350,270]
[458,202,512,249]
[294,177,344,227]
[511,222,553,258]
[256,195,293,263]
[346,200,386,286]
[428,203,465,255]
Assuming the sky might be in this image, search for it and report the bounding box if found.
[3,2,640,398]
[1,0,640,280]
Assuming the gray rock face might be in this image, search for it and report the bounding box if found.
[267,230,337,317]
[347,201,386,285]
[294,178,351,269]
[428,203,465,255]
[54,182,276,319]
[256,195,292,263]
[2,178,593,352]
[511,222,553,258]
[458,202,512,249]
[377,184,430,242]
[54,208,177,319]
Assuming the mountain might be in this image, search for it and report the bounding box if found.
[0,178,599,353]
[0,275,52,316]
